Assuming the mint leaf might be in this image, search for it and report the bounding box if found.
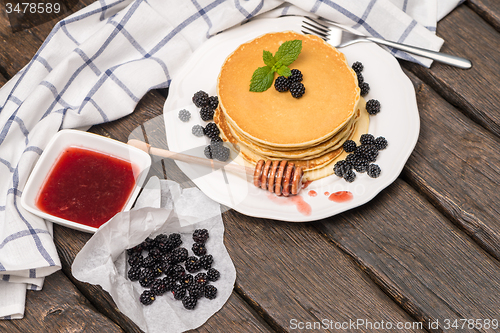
[250,66,275,92]
[262,50,275,67]
[274,40,302,66]
[276,65,291,77]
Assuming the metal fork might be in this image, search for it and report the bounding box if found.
[302,17,472,69]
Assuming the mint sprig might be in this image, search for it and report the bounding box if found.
[249,40,302,92]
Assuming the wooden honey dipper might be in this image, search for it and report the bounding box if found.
[128,139,303,196]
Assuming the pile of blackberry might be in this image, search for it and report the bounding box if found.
[352,61,370,97]
[274,69,305,98]
[191,90,230,162]
[192,91,219,121]
[334,134,388,182]
[126,229,220,310]
[352,61,381,114]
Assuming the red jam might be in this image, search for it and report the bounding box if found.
[328,191,353,203]
[36,146,136,228]
[308,190,317,197]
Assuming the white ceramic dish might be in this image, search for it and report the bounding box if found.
[163,16,419,222]
[21,129,151,233]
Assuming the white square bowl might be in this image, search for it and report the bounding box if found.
[21,129,151,233]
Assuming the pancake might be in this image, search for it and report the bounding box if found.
[215,104,370,181]
[217,31,360,148]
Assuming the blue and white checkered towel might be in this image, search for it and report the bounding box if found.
[0,0,462,320]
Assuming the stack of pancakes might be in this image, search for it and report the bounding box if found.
[215,31,369,181]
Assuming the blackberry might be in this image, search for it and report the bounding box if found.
[156,238,175,254]
[355,144,378,162]
[200,106,214,121]
[374,136,388,150]
[140,237,155,251]
[166,264,185,280]
[343,169,356,183]
[366,99,381,115]
[182,295,198,310]
[178,109,191,122]
[168,233,182,248]
[207,268,220,282]
[353,158,369,173]
[193,229,209,243]
[199,254,214,270]
[204,285,217,300]
[345,152,358,166]
[352,61,364,74]
[195,272,208,286]
[192,124,205,137]
[162,276,177,291]
[140,290,156,305]
[127,266,141,281]
[172,284,187,300]
[188,282,205,299]
[359,82,370,96]
[151,262,165,277]
[142,255,156,268]
[151,278,168,295]
[211,136,223,144]
[289,82,305,98]
[274,76,289,92]
[185,256,202,273]
[288,69,303,83]
[356,72,364,85]
[139,269,155,288]
[342,140,357,153]
[204,145,213,159]
[367,164,381,178]
[207,96,219,110]
[180,274,194,288]
[127,244,143,255]
[170,247,188,264]
[211,143,230,162]
[334,160,352,177]
[360,134,375,146]
[204,122,220,140]
[192,90,209,108]
[127,253,143,267]
[192,242,207,256]
[148,246,161,258]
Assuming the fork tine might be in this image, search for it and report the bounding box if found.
[302,19,329,34]
[304,16,330,30]
[301,22,329,40]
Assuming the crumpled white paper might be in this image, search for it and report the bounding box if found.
[72,177,236,333]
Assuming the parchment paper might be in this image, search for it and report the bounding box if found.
[72,177,236,333]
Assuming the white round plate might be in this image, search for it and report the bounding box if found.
[163,16,419,222]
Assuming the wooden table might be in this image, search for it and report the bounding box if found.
[2,1,500,332]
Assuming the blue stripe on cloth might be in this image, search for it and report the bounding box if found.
[402,0,408,13]
[190,0,214,39]
[148,0,225,56]
[0,229,50,251]
[0,158,15,173]
[33,54,53,73]
[351,0,377,30]
[234,0,265,19]
[75,48,102,76]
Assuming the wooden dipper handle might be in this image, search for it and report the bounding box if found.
[128,139,303,196]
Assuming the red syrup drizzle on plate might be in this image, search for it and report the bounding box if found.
[267,193,312,216]
[324,192,330,196]
[308,190,317,197]
[328,191,353,203]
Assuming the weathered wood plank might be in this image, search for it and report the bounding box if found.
[403,70,500,261]
[402,5,500,138]
[315,179,500,333]
[223,211,425,333]
[187,292,275,333]
[467,0,500,32]
[0,270,124,333]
